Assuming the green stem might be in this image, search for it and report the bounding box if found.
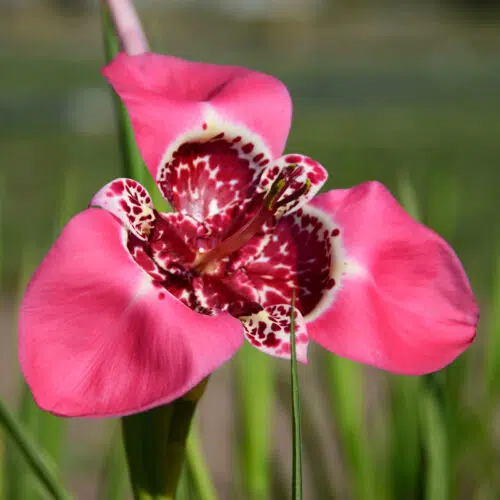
[0,399,72,500]
[121,380,208,500]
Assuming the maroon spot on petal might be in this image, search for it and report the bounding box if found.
[242,143,254,154]
[110,181,125,195]
[304,157,317,166]
[253,153,264,162]
[132,206,142,215]
[327,278,336,289]
[257,321,266,339]
[260,159,270,166]
[285,155,302,164]
[232,136,242,143]
[202,123,207,130]
[263,332,280,348]
[158,292,165,300]
[119,200,131,213]
[214,132,225,139]
[332,228,340,237]
[106,191,113,198]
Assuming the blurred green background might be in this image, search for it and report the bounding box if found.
[1,1,499,498]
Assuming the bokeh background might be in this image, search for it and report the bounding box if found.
[1,0,499,498]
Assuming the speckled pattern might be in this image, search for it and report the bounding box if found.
[93,134,339,361]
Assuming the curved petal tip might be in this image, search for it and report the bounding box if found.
[308,181,478,375]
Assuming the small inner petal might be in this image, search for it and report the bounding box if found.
[90,178,155,240]
[264,154,328,217]
[241,305,309,363]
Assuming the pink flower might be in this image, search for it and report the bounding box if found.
[19,53,478,418]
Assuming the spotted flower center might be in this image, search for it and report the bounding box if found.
[127,163,317,318]
[92,134,341,360]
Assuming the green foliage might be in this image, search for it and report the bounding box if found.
[235,344,275,500]
[0,399,71,500]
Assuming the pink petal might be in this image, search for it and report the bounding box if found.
[308,181,478,375]
[241,305,308,363]
[19,209,243,417]
[102,52,291,179]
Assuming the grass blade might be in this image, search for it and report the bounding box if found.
[388,376,421,499]
[0,399,72,500]
[485,245,500,398]
[420,381,448,500]
[325,355,380,499]
[185,424,217,500]
[290,300,302,500]
[99,428,129,500]
[235,344,274,499]
[397,171,422,221]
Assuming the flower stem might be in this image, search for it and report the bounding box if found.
[121,380,208,500]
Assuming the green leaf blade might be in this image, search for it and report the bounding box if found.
[290,300,302,500]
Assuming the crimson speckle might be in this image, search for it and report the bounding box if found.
[242,143,254,154]
[253,153,264,162]
[327,278,336,289]
[263,332,280,348]
[232,136,241,143]
[285,155,302,164]
[106,192,113,197]
[332,228,340,237]
[260,159,270,166]
[110,181,125,195]
[202,123,207,130]
[119,200,131,213]
[158,292,165,300]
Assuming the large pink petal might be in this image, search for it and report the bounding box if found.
[308,181,478,375]
[19,209,243,417]
[102,53,292,180]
